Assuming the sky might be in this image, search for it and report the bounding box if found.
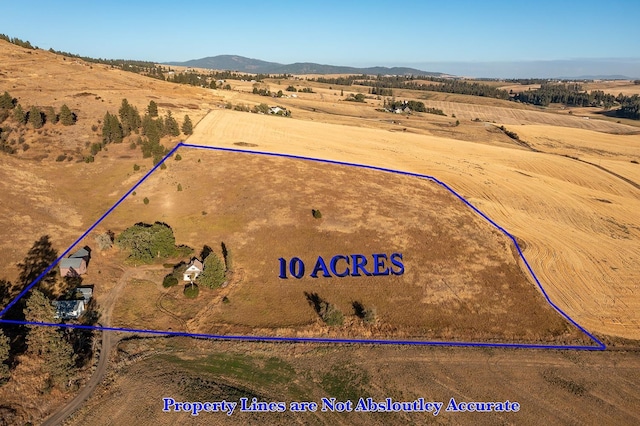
[3,0,640,78]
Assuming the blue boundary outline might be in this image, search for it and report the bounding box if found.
[0,142,606,351]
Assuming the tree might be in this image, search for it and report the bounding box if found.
[0,279,12,308]
[181,115,193,135]
[12,104,26,124]
[198,252,225,289]
[28,106,44,129]
[44,106,58,125]
[24,289,76,387]
[0,330,10,384]
[147,100,158,117]
[119,98,141,136]
[102,112,123,143]
[164,111,180,137]
[115,222,187,263]
[59,104,76,125]
[17,236,59,298]
[0,91,16,109]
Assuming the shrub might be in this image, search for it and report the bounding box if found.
[163,275,178,288]
[177,183,182,191]
[312,209,322,219]
[133,163,140,171]
[143,197,149,205]
[94,232,113,251]
[22,143,29,151]
[84,155,94,163]
[322,303,344,326]
[175,153,182,161]
[184,284,199,298]
[55,154,67,162]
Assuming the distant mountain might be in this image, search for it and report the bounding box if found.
[163,55,443,76]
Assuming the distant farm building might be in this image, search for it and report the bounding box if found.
[183,258,204,282]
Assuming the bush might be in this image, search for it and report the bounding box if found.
[198,252,226,289]
[175,153,182,161]
[133,163,140,171]
[177,183,182,191]
[84,155,94,163]
[322,303,344,326]
[312,209,322,219]
[163,275,178,288]
[55,154,67,162]
[184,284,199,298]
[143,197,149,205]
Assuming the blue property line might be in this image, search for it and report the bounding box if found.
[0,143,184,318]
[0,320,604,351]
[0,142,605,350]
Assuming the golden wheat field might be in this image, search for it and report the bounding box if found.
[186,109,640,340]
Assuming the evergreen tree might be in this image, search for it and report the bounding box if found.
[0,91,15,109]
[147,100,158,117]
[12,104,26,124]
[102,112,123,143]
[0,330,9,384]
[198,252,226,288]
[181,114,193,135]
[44,106,58,125]
[164,111,180,137]
[118,99,141,136]
[28,106,44,129]
[59,104,75,125]
[24,289,76,388]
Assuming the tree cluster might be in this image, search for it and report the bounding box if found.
[99,99,192,164]
[115,222,192,263]
[512,83,617,108]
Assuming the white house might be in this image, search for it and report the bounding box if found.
[183,258,204,282]
[53,300,85,320]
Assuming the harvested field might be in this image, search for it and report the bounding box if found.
[187,110,640,340]
[90,149,588,344]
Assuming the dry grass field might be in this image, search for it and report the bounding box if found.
[187,110,640,341]
[80,148,589,345]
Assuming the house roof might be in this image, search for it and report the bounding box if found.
[70,248,90,258]
[187,258,204,271]
[53,300,85,319]
[60,258,85,269]
[76,287,93,301]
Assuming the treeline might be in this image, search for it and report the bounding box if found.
[511,83,640,119]
[618,95,640,119]
[512,83,617,108]
[0,33,36,49]
[98,99,193,164]
[310,74,509,99]
[48,47,167,80]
